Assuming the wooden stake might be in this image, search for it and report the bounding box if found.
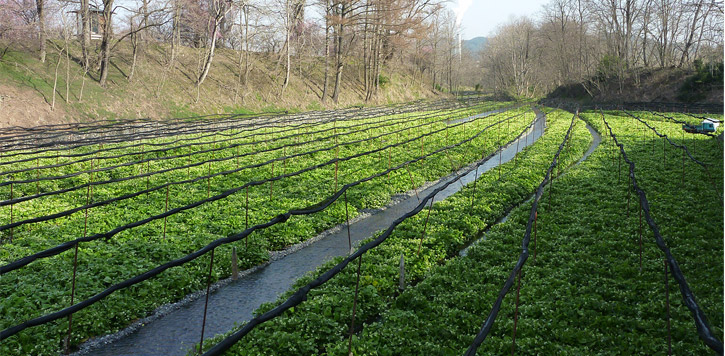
[345,190,352,253]
[639,198,643,271]
[533,211,538,264]
[245,186,249,248]
[347,253,363,355]
[64,242,80,355]
[231,247,239,280]
[9,181,14,243]
[406,164,419,201]
[198,248,215,354]
[665,258,672,355]
[511,268,522,356]
[417,198,434,256]
[163,185,170,239]
[270,161,275,201]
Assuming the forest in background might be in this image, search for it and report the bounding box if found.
[0,0,723,126]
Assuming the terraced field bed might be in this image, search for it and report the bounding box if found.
[2,98,527,354]
[2,101,722,356]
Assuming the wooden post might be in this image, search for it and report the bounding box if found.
[406,164,419,201]
[511,268,522,356]
[639,198,643,271]
[399,254,405,292]
[417,198,434,256]
[618,153,621,183]
[163,185,170,239]
[198,247,215,354]
[347,253,363,355]
[663,137,666,169]
[345,190,352,253]
[64,242,80,355]
[681,149,685,186]
[207,161,212,198]
[9,181,13,243]
[35,158,40,195]
[533,211,538,264]
[270,161,275,201]
[498,145,502,180]
[231,246,239,280]
[665,258,672,355]
[245,186,249,248]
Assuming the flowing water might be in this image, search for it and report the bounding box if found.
[77,107,551,356]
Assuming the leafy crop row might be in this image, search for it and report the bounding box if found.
[1,101,527,355]
[196,109,594,355]
[314,110,722,355]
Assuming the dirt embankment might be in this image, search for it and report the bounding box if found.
[547,67,724,105]
[0,85,71,128]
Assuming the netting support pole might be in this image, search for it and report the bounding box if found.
[417,198,434,256]
[681,148,685,187]
[198,247,215,355]
[511,268,522,356]
[470,162,480,212]
[36,158,40,195]
[270,161,275,201]
[207,162,211,199]
[146,160,151,191]
[406,164,419,201]
[245,187,249,248]
[283,146,287,174]
[662,137,666,169]
[626,176,631,218]
[64,242,80,355]
[9,181,13,243]
[387,146,392,182]
[638,199,643,272]
[347,253,363,355]
[618,153,621,183]
[498,145,502,180]
[163,185,170,239]
[420,137,425,167]
[533,211,538,264]
[665,258,672,355]
[345,190,351,253]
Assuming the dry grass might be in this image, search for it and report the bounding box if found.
[0,39,440,127]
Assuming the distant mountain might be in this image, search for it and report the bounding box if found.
[462,37,487,54]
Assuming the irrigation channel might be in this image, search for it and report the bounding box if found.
[76,107,548,356]
[459,118,602,256]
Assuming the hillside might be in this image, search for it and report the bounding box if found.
[546,66,724,106]
[0,41,440,128]
[462,36,487,54]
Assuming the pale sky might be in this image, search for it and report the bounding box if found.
[450,0,551,40]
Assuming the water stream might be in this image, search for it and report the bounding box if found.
[459,120,602,257]
[76,107,548,356]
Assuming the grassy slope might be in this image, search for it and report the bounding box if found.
[0,40,438,127]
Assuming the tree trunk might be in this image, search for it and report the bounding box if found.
[37,0,46,63]
[80,0,90,70]
[129,30,138,81]
[98,0,114,87]
[321,0,330,102]
[331,3,346,104]
[281,0,291,94]
[679,0,703,67]
[197,19,220,87]
[52,47,64,110]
